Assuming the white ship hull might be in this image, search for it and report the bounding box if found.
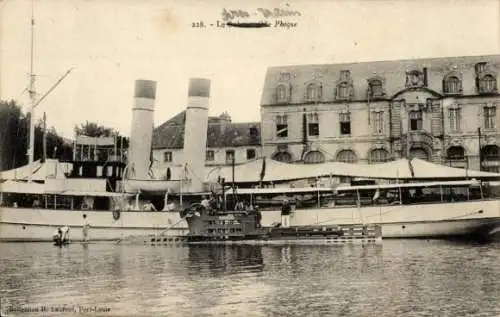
[1,199,499,241]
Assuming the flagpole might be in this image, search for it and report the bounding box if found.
[231,154,236,202]
[27,0,36,182]
[367,85,371,126]
[397,169,402,204]
[113,132,117,161]
[356,189,364,224]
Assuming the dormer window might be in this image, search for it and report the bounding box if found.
[206,150,215,161]
[163,151,172,163]
[405,69,425,88]
[249,126,258,137]
[276,84,290,103]
[305,83,322,102]
[337,82,350,99]
[367,78,384,99]
[475,62,487,75]
[443,76,462,95]
[371,80,382,96]
[340,70,350,81]
[226,150,235,164]
[336,70,353,100]
[478,74,497,94]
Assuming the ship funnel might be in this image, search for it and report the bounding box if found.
[128,79,157,179]
[182,78,211,192]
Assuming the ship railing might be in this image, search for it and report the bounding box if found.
[285,224,382,239]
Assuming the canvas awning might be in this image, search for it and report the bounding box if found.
[0,159,69,181]
[204,157,500,183]
[0,160,43,181]
[410,158,500,179]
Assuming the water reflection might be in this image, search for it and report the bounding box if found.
[0,241,499,317]
[186,245,264,277]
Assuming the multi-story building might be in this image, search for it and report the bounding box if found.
[260,55,500,172]
[151,111,261,179]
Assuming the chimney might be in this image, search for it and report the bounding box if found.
[218,111,231,134]
[128,79,157,179]
[183,78,211,192]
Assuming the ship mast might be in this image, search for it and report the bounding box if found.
[27,0,36,181]
[26,1,72,181]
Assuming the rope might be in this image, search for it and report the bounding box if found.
[114,214,188,244]
[184,163,206,189]
[306,205,492,226]
[311,204,404,225]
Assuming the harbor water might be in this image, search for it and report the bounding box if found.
[1,240,499,317]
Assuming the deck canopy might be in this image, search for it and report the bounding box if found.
[225,179,482,195]
[206,158,500,183]
[0,179,133,197]
[0,159,69,181]
[0,160,43,180]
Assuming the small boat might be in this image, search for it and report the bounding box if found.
[52,226,70,246]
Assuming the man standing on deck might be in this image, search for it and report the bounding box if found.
[281,199,292,228]
[82,214,90,243]
[201,196,210,210]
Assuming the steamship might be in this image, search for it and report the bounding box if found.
[1,78,500,242]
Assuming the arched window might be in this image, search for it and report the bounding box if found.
[276,84,289,103]
[409,147,429,161]
[480,145,499,172]
[444,76,462,94]
[272,151,292,163]
[306,83,321,101]
[446,146,465,160]
[336,149,357,163]
[481,145,499,160]
[479,74,497,94]
[446,146,466,168]
[303,151,325,164]
[369,149,390,163]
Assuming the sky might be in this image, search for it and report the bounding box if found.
[1,0,499,138]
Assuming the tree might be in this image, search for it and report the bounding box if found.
[74,121,129,148]
[74,121,114,138]
[0,99,71,171]
[73,121,129,162]
[0,100,28,170]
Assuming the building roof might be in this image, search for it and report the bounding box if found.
[260,54,500,105]
[152,111,261,149]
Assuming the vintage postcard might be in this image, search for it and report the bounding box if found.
[1,0,500,316]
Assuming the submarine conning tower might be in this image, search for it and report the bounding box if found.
[182,78,211,193]
[128,79,157,180]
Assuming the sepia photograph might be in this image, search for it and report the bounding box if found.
[1,0,499,316]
